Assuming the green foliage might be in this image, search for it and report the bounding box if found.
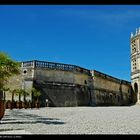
[0,52,20,91]
[11,89,25,95]
[11,88,30,102]
[1,87,9,92]
[31,88,41,97]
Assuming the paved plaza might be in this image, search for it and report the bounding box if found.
[0,104,140,135]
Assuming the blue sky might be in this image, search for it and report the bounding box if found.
[0,5,140,81]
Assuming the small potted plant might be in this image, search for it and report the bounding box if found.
[28,100,31,108]
[31,88,41,109]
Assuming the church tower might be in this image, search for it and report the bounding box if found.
[130,28,140,103]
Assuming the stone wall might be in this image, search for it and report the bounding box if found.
[34,80,90,107]
[90,70,132,106]
[32,66,91,107]
[5,60,133,107]
[21,60,91,107]
[5,72,22,101]
[34,68,91,86]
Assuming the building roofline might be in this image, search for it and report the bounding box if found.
[91,70,131,85]
[21,60,91,75]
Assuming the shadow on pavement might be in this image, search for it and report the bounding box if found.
[0,110,65,125]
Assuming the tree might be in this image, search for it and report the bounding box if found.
[7,89,18,109]
[11,89,18,103]
[31,88,41,108]
[31,88,41,101]
[11,88,28,109]
[0,52,20,119]
[0,52,20,96]
[1,87,9,101]
[17,89,29,105]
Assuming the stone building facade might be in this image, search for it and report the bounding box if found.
[6,60,133,107]
[130,28,140,103]
[6,60,91,106]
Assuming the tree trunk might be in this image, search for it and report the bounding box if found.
[18,93,22,109]
[12,92,14,102]
[19,93,21,102]
[24,95,26,103]
[10,92,15,110]
[35,97,40,108]
[3,91,6,101]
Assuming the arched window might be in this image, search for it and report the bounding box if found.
[134,83,138,93]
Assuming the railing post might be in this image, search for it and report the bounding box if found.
[33,60,36,68]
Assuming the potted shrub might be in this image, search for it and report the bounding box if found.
[10,89,18,109]
[2,87,10,109]
[31,88,41,109]
[16,89,23,109]
[2,87,9,102]
[6,100,9,109]
[22,89,29,109]
[0,52,20,120]
[11,89,24,109]
[28,100,31,108]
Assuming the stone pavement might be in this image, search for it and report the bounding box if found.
[1,105,140,134]
[0,129,32,134]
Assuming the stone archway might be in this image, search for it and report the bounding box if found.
[134,82,139,101]
[134,83,138,93]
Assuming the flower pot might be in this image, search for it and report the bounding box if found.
[31,102,35,108]
[6,100,11,109]
[11,101,16,110]
[10,102,13,110]
[15,101,18,109]
[35,101,40,109]
[16,101,19,108]
[19,101,22,109]
[24,102,28,109]
[0,100,5,120]
[21,102,24,108]
[28,101,31,108]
